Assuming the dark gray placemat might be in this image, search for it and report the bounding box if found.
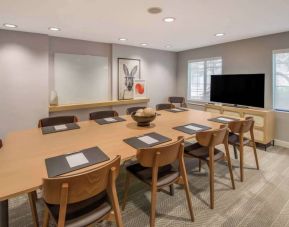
[95,117,126,125]
[165,108,189,113]
[173,123,211,135]
[123,132,172,149]
[208,116,239,124]
[41,123,80,135]
[45,146,110,177]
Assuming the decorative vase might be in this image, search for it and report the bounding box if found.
[50,90,58,106]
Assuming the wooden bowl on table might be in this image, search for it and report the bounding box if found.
[131,112,156,127]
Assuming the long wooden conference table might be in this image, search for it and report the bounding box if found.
[0,109,223,227]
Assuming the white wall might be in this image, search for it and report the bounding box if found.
[0,30,49,138]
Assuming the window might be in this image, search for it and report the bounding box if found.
[273,50,289,111]
[187,57,222,101]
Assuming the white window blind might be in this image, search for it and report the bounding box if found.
[187,57,222,101]
[273,50,289,111]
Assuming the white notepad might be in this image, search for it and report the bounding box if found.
[218,117,234,122]
[184,125,202,131]
[172,108,182,112]
[138,136,159,145]
[66,153,89,168]
[104,117,117,122]
[54,124,67,131]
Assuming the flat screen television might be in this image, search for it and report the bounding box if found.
[210,74,265,108]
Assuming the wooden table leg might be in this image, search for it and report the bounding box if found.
[28,192,39,227]
[0,200,8,227]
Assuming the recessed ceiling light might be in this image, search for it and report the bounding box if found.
[3,23,17,28]
[49,27,61,31]
[215,33,225,37]
[140,43,148,46]
[119,38,127,41]
[163,17,176,23]
[148,7,162,14]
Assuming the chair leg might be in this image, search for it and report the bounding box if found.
[252,142,260,170]
[239,144,244,182]
[169,184,175,196]
[122,173,131,211]
[233,146,238,159]
[198,159,202,172]
[208,157,215,209]
[28,192,39,227]
[225,143,235,189]
[150,185,158,227]
[182,176,194,221]
[43,207,50,227]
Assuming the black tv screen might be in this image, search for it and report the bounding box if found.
[210,74,265,108]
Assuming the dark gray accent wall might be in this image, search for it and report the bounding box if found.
[177,31,289,142]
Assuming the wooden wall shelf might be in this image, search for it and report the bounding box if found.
[49,98,150,112]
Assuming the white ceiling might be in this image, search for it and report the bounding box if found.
[1,0,289,52]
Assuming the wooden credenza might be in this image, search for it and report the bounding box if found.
[205,104,275,145]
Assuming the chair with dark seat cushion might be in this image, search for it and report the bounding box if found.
[228,117,259,182]
[42,156,123,227]
[168,96,187,108]
[184,125,235,209]
[89,110,118,120]
[126,106,146,115]
[155,103,175,111]
[38,116,78,128]
[122,137,194,227]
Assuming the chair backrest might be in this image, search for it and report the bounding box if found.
[38,116,78,128]
[89,110,118,120]
[196,125,228,147]
[228,117,254,134]
[156,103,175,111]
[126,106,146,115]
[42,156,121,205]
[136,137,184,168]
[168,96,186,104]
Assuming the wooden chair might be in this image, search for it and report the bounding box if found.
[168,96,187,108]
[42,156,123,227]
[89,110,118,120]
[38,116,78,128]
[126,106,146,115]
[184,125,235,209]
[155,103,175,111]
[228,117,260,182]
[122,137,194,227]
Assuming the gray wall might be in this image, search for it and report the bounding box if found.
[177,31,289,142]
[0,30,49,137]
[0,29,177,137]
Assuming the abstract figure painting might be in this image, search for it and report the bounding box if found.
[118,58,140,100]
[134,80,146,98]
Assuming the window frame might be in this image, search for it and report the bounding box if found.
[272,49,289,112]
[187,57,222,103]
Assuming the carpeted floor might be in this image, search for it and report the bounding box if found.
[8,145,289,227]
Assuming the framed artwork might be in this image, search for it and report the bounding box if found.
[118,58,141,100]
[134,80,146,98]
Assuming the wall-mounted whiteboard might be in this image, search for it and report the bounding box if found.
[54,53,110,104]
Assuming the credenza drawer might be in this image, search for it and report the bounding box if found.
[223,110,242,117]
[244,114,264,127]
[206,108,222,114]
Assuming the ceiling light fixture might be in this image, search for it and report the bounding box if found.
[163,17,176,23]
[3,23,17,28]
[119,38,127,41]
[49,27,61,31]
[140,43,148,46]
[215,33,225,37]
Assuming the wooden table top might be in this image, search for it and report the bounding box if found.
[0,109,222,201]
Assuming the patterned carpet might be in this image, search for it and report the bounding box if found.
[8,145,289,227]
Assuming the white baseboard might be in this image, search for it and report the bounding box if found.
[274,139,289,148]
